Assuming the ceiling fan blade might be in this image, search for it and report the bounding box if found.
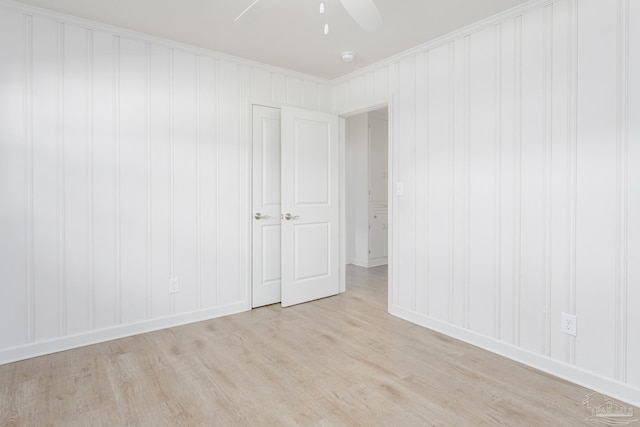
[235,0,264,22]
[338,0,382,32]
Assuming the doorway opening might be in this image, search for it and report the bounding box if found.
[343,107,390,297]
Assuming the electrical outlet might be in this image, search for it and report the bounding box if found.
[561,312,577,336]
[169,278,179,294]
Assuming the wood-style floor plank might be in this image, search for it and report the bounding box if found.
[0,265,636,426]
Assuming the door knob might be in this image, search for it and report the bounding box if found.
[284,213,300,221]
[255,212,270,220]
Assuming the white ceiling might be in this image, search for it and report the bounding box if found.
[13,0,531,80]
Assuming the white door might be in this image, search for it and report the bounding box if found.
[252,105,282,308]
[280,107,340,307]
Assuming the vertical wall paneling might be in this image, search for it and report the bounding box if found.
[195,55,201,310]
[627,0,640,387]
[172,49,198,314]
[575,0,617,379]
[426,44,451,321]
[498,16,516,343]
[149,43,171,319]
[348,76,365,109]
[493,23,502,339]
[199,56,217,308]
[447,45,455,324]
[240,65,252,305]
[451,38,466,326]
[336,81,349,114]
[550,0,569,362]
[251,68,271,105]
[286,77,302,107]
[468,26,496,338]
[519,8,545,353]
[87,29,95,330]
[512,17,522,346]
[63,24,91,336]
[91,30,116,330]
[373,68,387,104]
[543,4,553,357]
[145,43,151,318]
[119,37,148,324]
[24,14,34,343]
[217,61,241,305]
[318,83,332,113]
[272,73,286,106]
[113,35,121,326]
[0,9,27,347]
[58,22,67,335]
[463,35,471,330]
[302,80,318,111]
[364,72,374,105]
[32,15,62,340]
[169,48,175,315]
[215,60,220,307]
[615,0,629,383]
[414,52,426,315]
[566,0,578,366]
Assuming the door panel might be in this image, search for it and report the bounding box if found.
[281,107,340,307]
[252,106,282,308]
[295,223,330,281]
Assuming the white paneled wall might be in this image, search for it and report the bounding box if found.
[334,0,640,405]
[0,1,330,363]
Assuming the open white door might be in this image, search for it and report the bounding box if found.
[281,107,340,307]
[252,106,282,308]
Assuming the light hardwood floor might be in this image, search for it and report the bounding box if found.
[1,265,635,426]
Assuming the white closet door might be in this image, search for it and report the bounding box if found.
[251,106,282,308]
[280,107,340,307]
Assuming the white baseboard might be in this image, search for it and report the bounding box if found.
[348,258,388,268]
[0,302,248,365]
[367,257,388,267]
[390,305,640,408]
[348,258,370,268]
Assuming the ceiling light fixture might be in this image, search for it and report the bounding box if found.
[341,51,356,62]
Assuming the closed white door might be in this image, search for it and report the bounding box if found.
[252,106,282,308]
[280,107,340,307]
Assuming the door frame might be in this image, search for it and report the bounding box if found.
[248,98,394,311]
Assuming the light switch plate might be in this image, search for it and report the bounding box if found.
[169,278,179,294]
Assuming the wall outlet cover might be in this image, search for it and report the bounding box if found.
[561,312,577,336]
